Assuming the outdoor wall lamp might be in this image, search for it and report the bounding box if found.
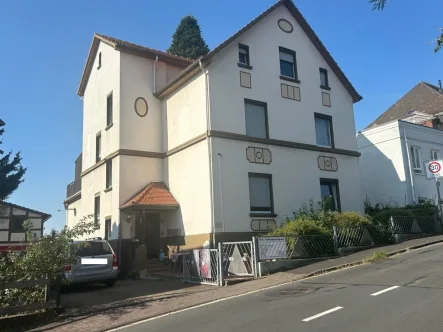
[58,208,76,216]
[126,214,132,223]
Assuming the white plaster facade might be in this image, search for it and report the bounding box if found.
[357,120,443,206]
[65,0,362,251]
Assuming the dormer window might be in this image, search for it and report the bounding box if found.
[238,44,252,69]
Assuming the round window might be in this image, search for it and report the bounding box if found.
[278,19,293,33]
[134,97,148,117]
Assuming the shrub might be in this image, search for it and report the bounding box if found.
[365,200,438,226]
[0,216,98,312]
[268,218,329,237]
[331,211,372,228]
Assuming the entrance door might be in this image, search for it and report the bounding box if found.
[145,213,160,259]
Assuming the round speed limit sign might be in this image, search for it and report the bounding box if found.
[429,161,442,174]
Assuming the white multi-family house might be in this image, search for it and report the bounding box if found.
[358,81,443,206]
[64,0,363,270]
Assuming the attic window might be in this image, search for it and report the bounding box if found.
[98,52,102,70]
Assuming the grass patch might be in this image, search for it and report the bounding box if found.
[364,251,388,263]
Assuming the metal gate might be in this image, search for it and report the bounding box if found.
[182,249,219,286]
[219,241,257,285]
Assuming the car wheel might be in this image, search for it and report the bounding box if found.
[105,280,116,287]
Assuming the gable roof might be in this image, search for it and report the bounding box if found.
[366,82,443,129]
[155,0,362,102]
[120,182,179,209]
[77,33,193,97]
[0,201,51,222]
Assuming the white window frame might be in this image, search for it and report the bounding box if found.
[430,149,439,161]
[410,146,422,174]
[244,99,268,139]
[248,173,273,214]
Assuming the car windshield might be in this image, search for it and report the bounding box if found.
[76,241,113,256]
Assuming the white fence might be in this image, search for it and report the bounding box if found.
[182,241,258,286]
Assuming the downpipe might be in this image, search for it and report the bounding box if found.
[199,60,216,248]
[403,129,416,204]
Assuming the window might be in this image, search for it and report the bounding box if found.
[77,241,112,256]
[96,133,101,163]
[320,178,340,211]
[245,99,268,139]
[410,146,422,174]
[106,159,112,189]
[431,149,439,161]
[11,216,27,232]
[98,52,102,69]
[94,195,100,227]
[314,113,334,148]
[105,218,111,240]
[320,68,329,89]
[107,92,113,127]
[279,47,297,79]
[248,173,273,214]
[238,44,250,67]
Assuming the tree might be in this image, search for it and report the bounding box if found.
[0,120,26,201]
[0,215,98,308]
[167,15,210,59]
[369,0,443,52]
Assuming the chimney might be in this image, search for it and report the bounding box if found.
[439,80,443,91]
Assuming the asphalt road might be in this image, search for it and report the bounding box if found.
[116,244,443,332]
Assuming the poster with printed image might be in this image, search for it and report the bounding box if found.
[200,249,211,279]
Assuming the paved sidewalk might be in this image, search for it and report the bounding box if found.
[30,235,443,332]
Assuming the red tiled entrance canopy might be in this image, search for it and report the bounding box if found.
[120,182,179,210]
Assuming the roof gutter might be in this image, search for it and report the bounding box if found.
[154,59,202,99]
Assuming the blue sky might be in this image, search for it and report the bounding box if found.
[1,0,441,232]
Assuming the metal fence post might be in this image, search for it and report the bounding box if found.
[218,242,224,287]
[252,237,258,278]
[332,226,339,255]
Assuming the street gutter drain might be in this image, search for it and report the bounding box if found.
[279,288,311,296]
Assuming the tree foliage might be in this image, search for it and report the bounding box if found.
[0,120,26,201]
[167,15,209,59]
[369,0,443,52]
[0,215,98,310]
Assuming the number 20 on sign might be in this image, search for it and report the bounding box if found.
[425,160,443,179]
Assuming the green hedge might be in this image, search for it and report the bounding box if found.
[365,201,437,226]
[268,212,371,237]
[268,218,328,237]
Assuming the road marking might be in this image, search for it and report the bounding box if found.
[371,285,400,296]
[105,243,443,331]
[302,306,343,322]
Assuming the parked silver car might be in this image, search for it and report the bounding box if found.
[63,238,118,287]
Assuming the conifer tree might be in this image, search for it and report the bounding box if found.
[167,15,209,59]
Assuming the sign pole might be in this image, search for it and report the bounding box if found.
[425,160,443,226]
[436,178,443,229]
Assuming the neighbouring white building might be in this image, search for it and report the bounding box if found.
[64,0,363,271]
[358,81,443,207]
